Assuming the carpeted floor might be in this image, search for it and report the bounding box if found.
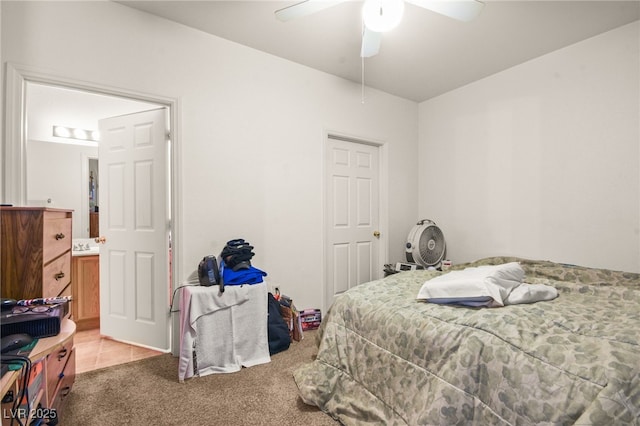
[60,330,338,425]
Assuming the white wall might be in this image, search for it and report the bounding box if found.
[26,140,98,238]
[1,1,419,312]
[418,21,640,273]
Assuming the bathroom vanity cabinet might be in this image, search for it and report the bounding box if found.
[71,254,100,330]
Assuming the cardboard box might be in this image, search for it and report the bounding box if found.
[300,309,321,330]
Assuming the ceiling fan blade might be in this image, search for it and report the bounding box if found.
[275,0,345,22]
[361,26,382,58]
[405,0,485,22]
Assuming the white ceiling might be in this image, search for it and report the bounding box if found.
[24,0,640,137]
[115,0,640,102]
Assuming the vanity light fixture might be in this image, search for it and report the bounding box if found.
[72,128,88,140]
[53,125,100,142]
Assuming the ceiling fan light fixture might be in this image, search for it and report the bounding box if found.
[362,0,405,33]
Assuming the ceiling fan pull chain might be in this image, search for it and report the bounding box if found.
[361,19,366,105]
[361,55,366,104]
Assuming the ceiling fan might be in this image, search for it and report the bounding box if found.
[275,0,485,58]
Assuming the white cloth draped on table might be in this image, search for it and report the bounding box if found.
[178,282,270,382]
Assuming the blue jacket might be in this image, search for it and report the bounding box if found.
[221,261,267,285]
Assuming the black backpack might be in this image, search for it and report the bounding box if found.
[267,292,290,355]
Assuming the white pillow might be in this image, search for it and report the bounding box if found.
[416,262,525,307]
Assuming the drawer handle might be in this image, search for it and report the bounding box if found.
[60,386,71,398]
[54,272,65,281]
[57,348,68,360]
[55,233,66,240]
[1,390,14,404]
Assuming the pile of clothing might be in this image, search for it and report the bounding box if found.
[220,239,266,285]
[220,239,255,271]
[219,239,290,356]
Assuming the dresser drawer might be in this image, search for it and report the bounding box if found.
[49,349,75,413]
[43,217,72,262]
[43,253,71,298]
[46,339,74,407]
[1,374,19,426]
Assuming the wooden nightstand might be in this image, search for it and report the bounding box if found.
[1,320,76,425]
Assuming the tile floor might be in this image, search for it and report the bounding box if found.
[74,328,164,374]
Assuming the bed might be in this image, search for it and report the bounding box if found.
[293,257,640,425]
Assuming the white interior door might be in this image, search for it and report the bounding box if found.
[98,108,170,351]
[325,136,380,310]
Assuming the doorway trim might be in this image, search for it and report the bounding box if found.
[4,62,182,352]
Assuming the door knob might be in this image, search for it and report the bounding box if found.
[373,231,381,238]
[94,236,107,244]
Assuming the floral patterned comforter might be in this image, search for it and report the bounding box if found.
[293,257,640,425]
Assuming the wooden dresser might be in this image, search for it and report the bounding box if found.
[1,208,76,423]
[0,207,73,302]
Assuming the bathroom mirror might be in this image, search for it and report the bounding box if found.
[88,158,99,237]
[26,139,99,238]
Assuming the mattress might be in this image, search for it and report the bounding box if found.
[293,257,640,425]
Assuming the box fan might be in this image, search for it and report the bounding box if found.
[405,219,446,268]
